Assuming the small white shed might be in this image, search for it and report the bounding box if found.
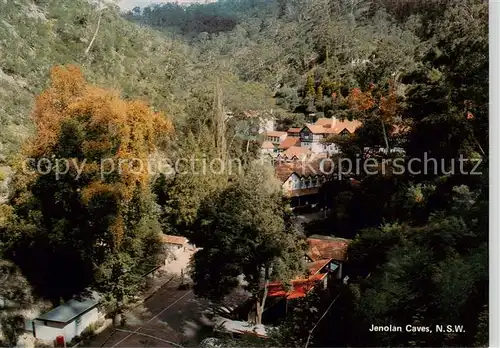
[33,293,101,344]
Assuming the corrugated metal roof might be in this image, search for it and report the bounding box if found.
[36,293,100,324]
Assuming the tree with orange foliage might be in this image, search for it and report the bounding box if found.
[347,80,399,153]
[4,65,173,312]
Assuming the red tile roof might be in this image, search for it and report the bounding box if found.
[305,118,362,134]
[261,141,275,149]
[266,237,351,301]
[280,146,311,160]
[266,240,349,300]
[306,237,350,262]
[274,160,333,182]
[162,235,188,245]
[278,137,300,150]
[307,258,333,275]
[302,124,328,134]
[331,120,362,134]
[315,118,334,127]
[267,273,327,300]
[287,128,301,133]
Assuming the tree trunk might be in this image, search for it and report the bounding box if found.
[255,279,269,325]
[380,118,390,154]
[325,47,329,72]
[213,81,227,163]
[85,9,103,55]
[113,313,122,326]
[255,266,270,325]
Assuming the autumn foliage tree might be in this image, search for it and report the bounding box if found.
[3,65,172,307]
[347,80,400,152]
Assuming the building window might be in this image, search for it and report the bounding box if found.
[293,178,300,190]
[301,178,306,189]
[308,177,313,188]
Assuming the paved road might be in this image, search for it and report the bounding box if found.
[89,279,211,348]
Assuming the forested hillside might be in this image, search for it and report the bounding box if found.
[0,0,488,347]
[128,0,444,114]
[0,0,271,159]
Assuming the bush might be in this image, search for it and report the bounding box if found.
[80,327,94,340]
[65,319,104,346]
[34,341,53,348]
[66,335,80,347]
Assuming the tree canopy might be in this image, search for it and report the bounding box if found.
[2,65,170,313]
[0,0,489,346]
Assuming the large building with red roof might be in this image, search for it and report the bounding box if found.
[260,116,362,158]
[258,115,362,206]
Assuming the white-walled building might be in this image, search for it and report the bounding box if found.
[264,131,288,145]
[33,293,102,345]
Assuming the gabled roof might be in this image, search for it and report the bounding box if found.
[281,146,311,159]
[287,127,301,133]
[265,131,287,137]
[306,258,335,275]
[331,120,362,134]
[162,234,188,245]
[306,118,362,135]
[301,124,328,134]
[315,118,334,127]
[274,160,333,182]
[36,292,100,324]
[278,137,300,150]
[261,141,275,149]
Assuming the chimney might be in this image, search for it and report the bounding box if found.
[331,116,337,128]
